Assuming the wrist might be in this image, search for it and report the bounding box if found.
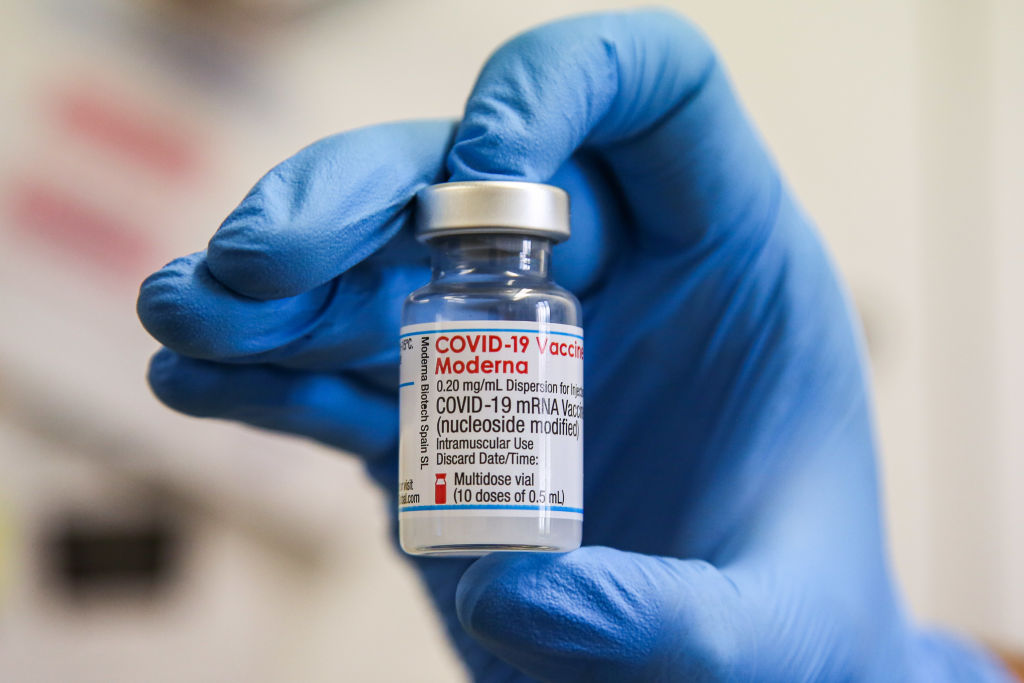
[991,645,1024,682]
[907,628,1017,682]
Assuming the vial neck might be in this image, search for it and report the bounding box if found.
[429,235,551,281]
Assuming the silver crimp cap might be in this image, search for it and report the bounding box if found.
[415,181,570,243]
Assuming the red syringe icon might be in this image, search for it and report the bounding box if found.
[434,473,447,504]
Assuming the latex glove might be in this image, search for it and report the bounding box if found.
[137,10,1012,682]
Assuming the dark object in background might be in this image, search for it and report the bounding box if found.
[48,515,182,598]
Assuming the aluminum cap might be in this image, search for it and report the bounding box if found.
[415,181,570,243]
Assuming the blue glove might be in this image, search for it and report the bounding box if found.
[137,10,1012,682]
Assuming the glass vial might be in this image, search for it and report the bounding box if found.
[398,181,583,556]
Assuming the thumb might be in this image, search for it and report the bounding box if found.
[455,547,755,681]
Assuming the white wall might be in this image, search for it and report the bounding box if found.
[990,0,1024,644]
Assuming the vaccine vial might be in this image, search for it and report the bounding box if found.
[398,181,583,556]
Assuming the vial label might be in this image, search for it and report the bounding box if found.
[398,321,583,520]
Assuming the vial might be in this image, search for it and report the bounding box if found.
[398,181,583,556]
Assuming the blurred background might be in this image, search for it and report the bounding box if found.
[0,0,1020,680]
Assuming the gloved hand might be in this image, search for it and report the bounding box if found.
[137,10,1012,682]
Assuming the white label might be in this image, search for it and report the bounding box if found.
[398,321,583,519]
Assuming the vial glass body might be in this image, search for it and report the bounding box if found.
[399,235,583,556]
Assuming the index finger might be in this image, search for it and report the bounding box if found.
[449,9,780,249]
